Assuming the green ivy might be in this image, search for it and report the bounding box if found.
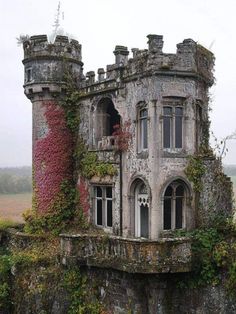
[175,215,236,296]
[80,152,117,179]
[24,179,79,235]
[63,267,102,314]
[185,155,205,192]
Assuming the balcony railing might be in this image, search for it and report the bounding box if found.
[60,234,192,273]
[97,136,118,151]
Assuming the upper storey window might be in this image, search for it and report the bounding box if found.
[138,107,148,152]
[94,186,113,228]
[163,105,183,149]
[95,98,120,150]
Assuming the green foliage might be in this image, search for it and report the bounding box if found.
[24,180,78,235]
[185,155,205,192]
[0,254,12,310]
[80,152,117,179]
[60,65,81,133]
[63,267,102,314]
[0,218,19,231]
[191,228,222,286]
[176,215,236,296]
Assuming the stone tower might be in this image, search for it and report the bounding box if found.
[22,35,83,213]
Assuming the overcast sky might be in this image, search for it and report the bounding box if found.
[0,0,235,166]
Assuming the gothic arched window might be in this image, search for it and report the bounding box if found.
[163,180,186,230]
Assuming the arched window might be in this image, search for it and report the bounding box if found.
[138,107,148,152]
[135,182,149,238]
[95,98,120,147]
[163,180,186,230]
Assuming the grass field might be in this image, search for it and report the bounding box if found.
[0,193,32,223]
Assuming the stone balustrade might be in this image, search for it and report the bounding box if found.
[60,234,192,273]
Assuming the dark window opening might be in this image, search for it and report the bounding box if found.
[26,68,32,82]
[163,181,186,230]
[96,98,120,145]
[138,107,148,151]
[163,105,183,149]
[95,186,113,228]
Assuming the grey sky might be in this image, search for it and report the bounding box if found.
[0,0,235,166]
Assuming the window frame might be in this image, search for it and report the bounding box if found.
[137,104,148,153]
[162,101,184,151]
[163,182,186,231]
[94,185,113,228]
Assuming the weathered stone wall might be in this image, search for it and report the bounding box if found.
[198,158,233,226]
[7,265,236,314]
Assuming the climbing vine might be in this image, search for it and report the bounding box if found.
[175,214,236,296]
[184,155,205,192]
[80,152,117,179]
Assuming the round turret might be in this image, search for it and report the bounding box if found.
[22,34,83,99]
[22,35,82,215]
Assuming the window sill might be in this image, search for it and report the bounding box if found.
[160,228,186,238]
[162,150,187,158]
[137,150,148,159]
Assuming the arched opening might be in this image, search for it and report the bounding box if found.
[130,179,150,238]
[95,98,120,147]
[163,179,188,230]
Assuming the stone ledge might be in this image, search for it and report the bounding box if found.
[60,234,192,274]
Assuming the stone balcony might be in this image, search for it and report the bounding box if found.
[97,136,118,151]
[60,234,192,274]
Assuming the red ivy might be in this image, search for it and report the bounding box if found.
[33,101,73,213]
[112,120,132,151]
[77,177,90,216]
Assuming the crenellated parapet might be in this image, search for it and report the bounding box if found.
[23,34,82,63]
[80,35,214,94]
[22,35,83,99]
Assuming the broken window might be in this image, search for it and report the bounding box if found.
[163,180,185,230]
[95,186,113,228]
[138,106,148,152]
[163,105,183,149]
[95,98,120,148]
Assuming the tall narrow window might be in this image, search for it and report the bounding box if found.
[163,181,186,230]
[95,186,113,228]
[163,107,172,148]
[139,108,148,151]
[135,182,149,238]
[163,105,183,149]
[26,68,32,82]
[175,107,183,148]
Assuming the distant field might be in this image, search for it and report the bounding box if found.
[0,193,32,223]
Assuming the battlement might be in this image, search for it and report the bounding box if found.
[81,34,214,89]
[23,34,82,64]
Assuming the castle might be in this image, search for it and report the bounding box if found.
[22,34,232,250]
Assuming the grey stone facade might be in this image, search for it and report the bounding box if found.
[23,34,232,241]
